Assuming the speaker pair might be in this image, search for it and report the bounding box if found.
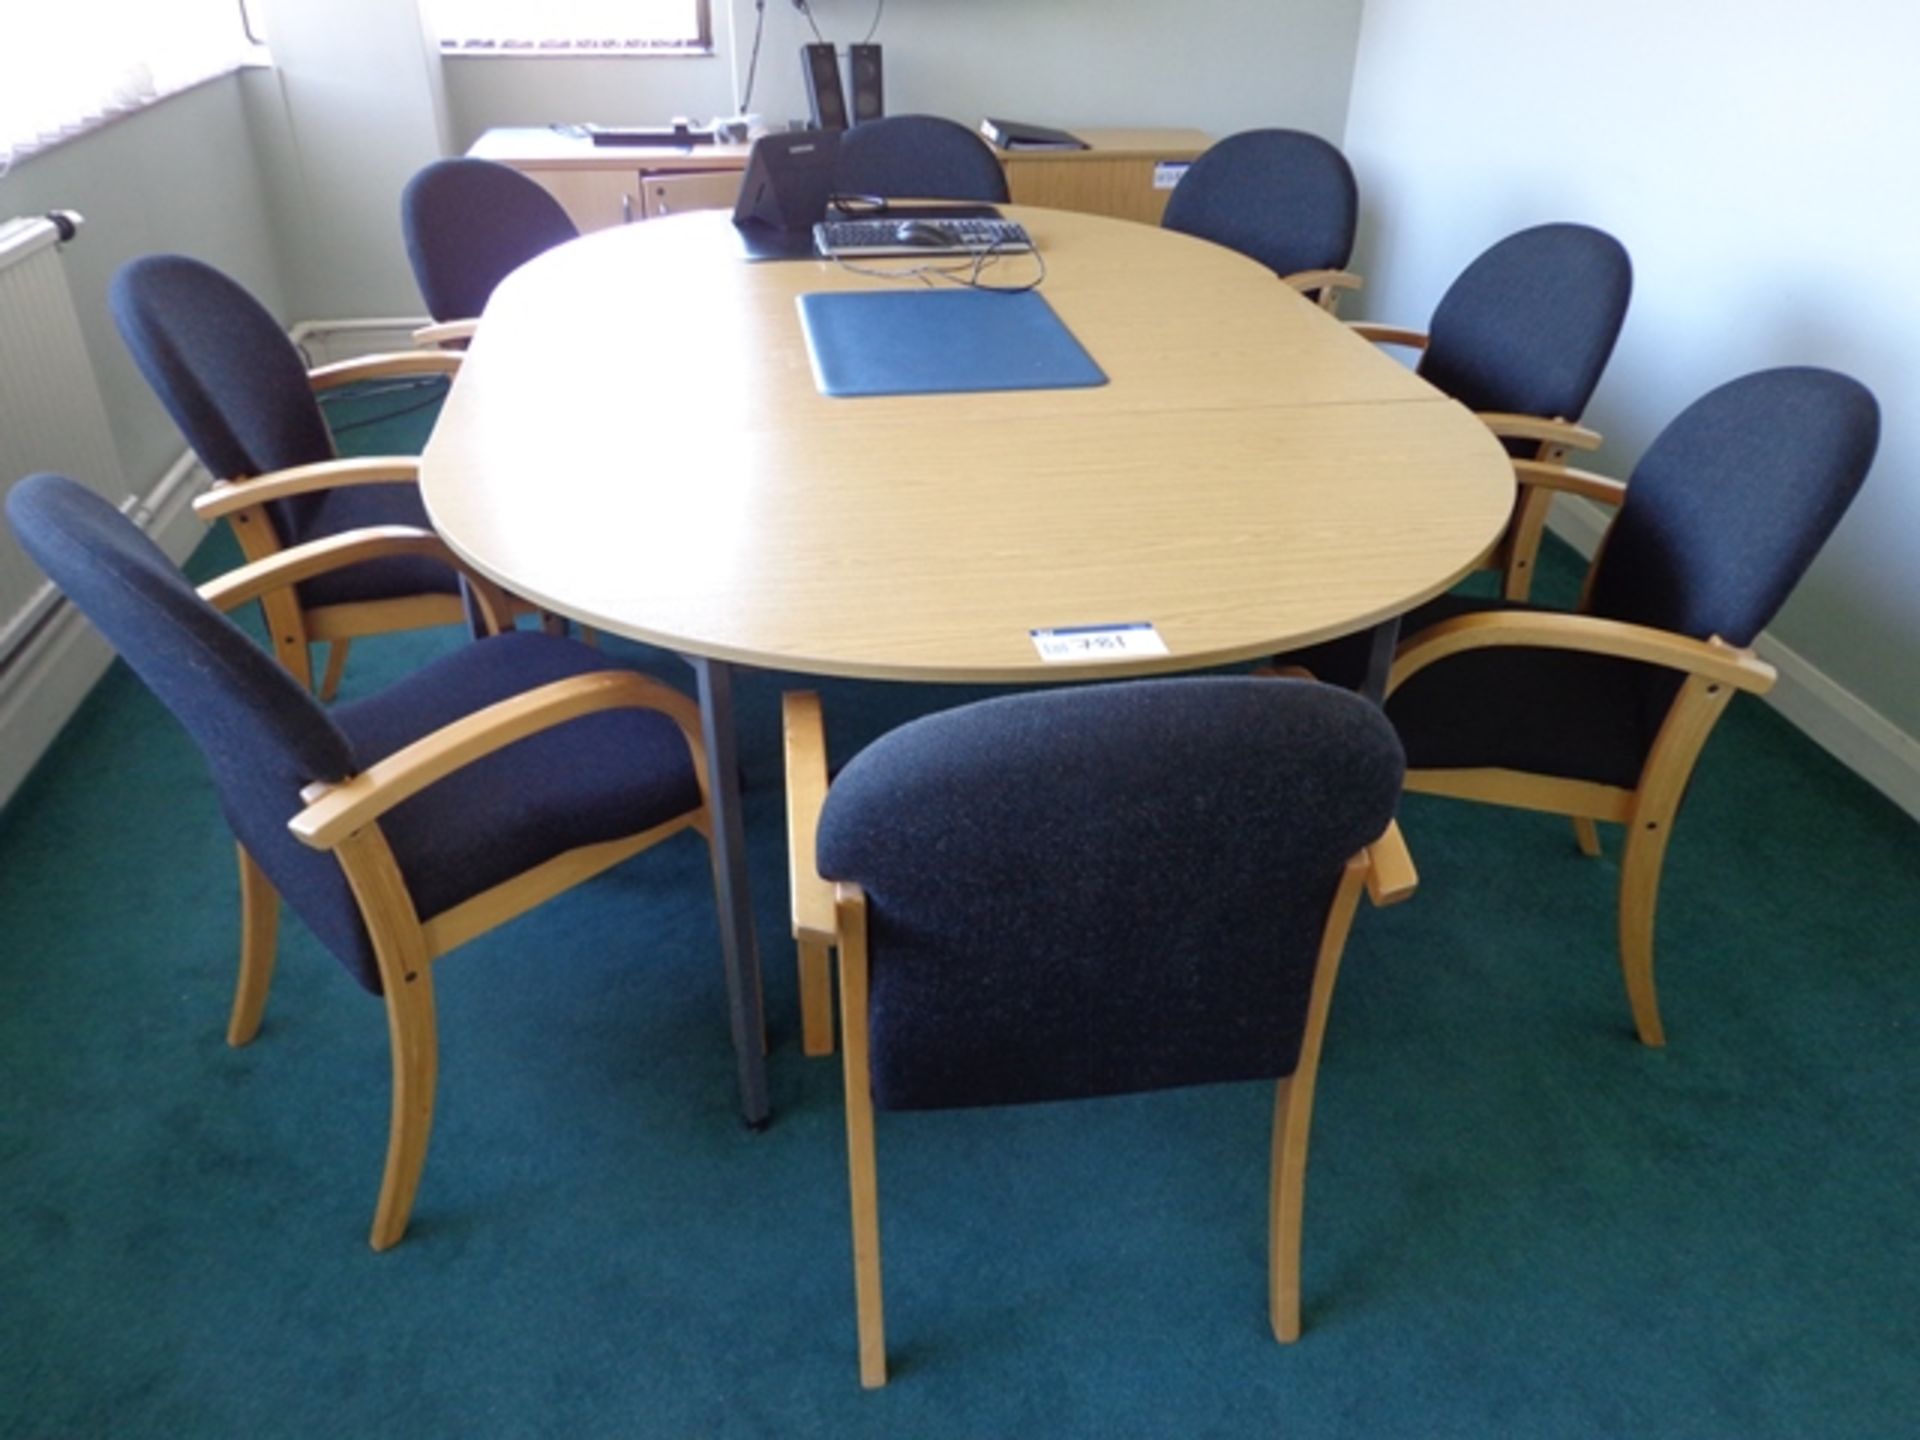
[803,43,882,130]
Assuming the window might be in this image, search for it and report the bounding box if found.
[431,0,712,55]
[0,2,255,170]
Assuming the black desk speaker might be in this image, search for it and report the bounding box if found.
[803,43,849,131]
[848,44,884,123]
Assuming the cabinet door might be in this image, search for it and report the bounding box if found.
[1005,156,1191,225]
[523,168,641,231]
[641,170,744,219]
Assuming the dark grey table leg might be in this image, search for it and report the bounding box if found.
[459,576,492,639]
[1358,616,1401,705]
[690,655,770,1127]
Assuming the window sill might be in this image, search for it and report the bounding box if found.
[439,46,716,60]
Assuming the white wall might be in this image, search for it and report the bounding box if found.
[1344,0,1920,759]
[444,0,1363,150]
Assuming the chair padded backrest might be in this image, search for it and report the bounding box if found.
[402,158,581,323]
[111,254,334,496]
[816,677,1405,1111]
[1416,222,1632,425]
[5,474,380,986]
[1589,367,1879,646]
[1160,128,1358,279]
[835,115,1012,203]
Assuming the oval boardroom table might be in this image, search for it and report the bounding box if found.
[419,206,1515,1127]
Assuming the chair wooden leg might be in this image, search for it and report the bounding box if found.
[318,638,350,701]
[1572,817,1603,857]
[838,902,887,1387]
[228,846,279,1046]
[1269,1074,1311,1344]
[1617,818,1672,1048]
[332,826,442,1250]
[370,957,439,1251]
[1269,858,1368,1344]
[799,937,835,1056]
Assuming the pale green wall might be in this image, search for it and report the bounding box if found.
[0,75,286,491]
[1344,0,1920,743]
[243,0,452,319]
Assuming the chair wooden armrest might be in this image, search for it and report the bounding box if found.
[1285,269,1364,313]
[783,691,838,945]
[1347,322,1429,351]
[1388,611,1776,696]
[306,350,462,392]
[1362,820,1418,906]
[196,524,515,636]
[413,319,479,349]
[290,671,707,850]
[1510,457,1628,506]
[1478,414,1603,453]
[194,457,423,522]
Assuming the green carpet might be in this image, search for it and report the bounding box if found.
[2,381,1916,1436]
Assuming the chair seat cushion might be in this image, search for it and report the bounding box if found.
[1383,596,1679,790]
[287,482,465,608]
[332,633,702,951]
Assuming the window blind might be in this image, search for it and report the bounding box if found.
[0,3,250,172]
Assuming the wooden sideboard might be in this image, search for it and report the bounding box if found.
[997,128,1211,225]
[466,126,1212,232]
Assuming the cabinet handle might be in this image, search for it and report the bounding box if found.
[622,192,634,225]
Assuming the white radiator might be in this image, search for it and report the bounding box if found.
[0,212,131,668]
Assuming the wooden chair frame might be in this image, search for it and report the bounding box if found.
[782,690,1416,1387]
[1286,267,1365,316]
[1350,322,1606,600]
[1384,460,1777,1046]
[412,318,480,350]
[199,525,714,1250]
[192,348,470,700]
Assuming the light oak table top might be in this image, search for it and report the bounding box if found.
[420,207,1514,683]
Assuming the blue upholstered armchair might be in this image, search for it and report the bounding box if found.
[1377,367,1879,1046]
[835,114,1011,203]
[401,157,581,348]
[783,678,1416,1386]
[1161,128,1362,312]
[112,254,472,699]
[1349,221,1634,602]
[7,474,715,1250]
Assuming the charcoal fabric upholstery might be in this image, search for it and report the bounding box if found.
[1583,368,1879,646]
[6,475,701,995]
[111,255,334,491]
[108,254,455,607]
[335,633,702,935]
[401,158,580,323]
[835,115,1011,203]
[1384,368,1879,784]
[1160,129,1358,279]
[1416,223,1632,438]
[815,677,1404,1112]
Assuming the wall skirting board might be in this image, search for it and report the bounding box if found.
[1548,496,1919,821]
[2,323,1915,821]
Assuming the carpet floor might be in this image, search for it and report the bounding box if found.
[2,380,1915,1437]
